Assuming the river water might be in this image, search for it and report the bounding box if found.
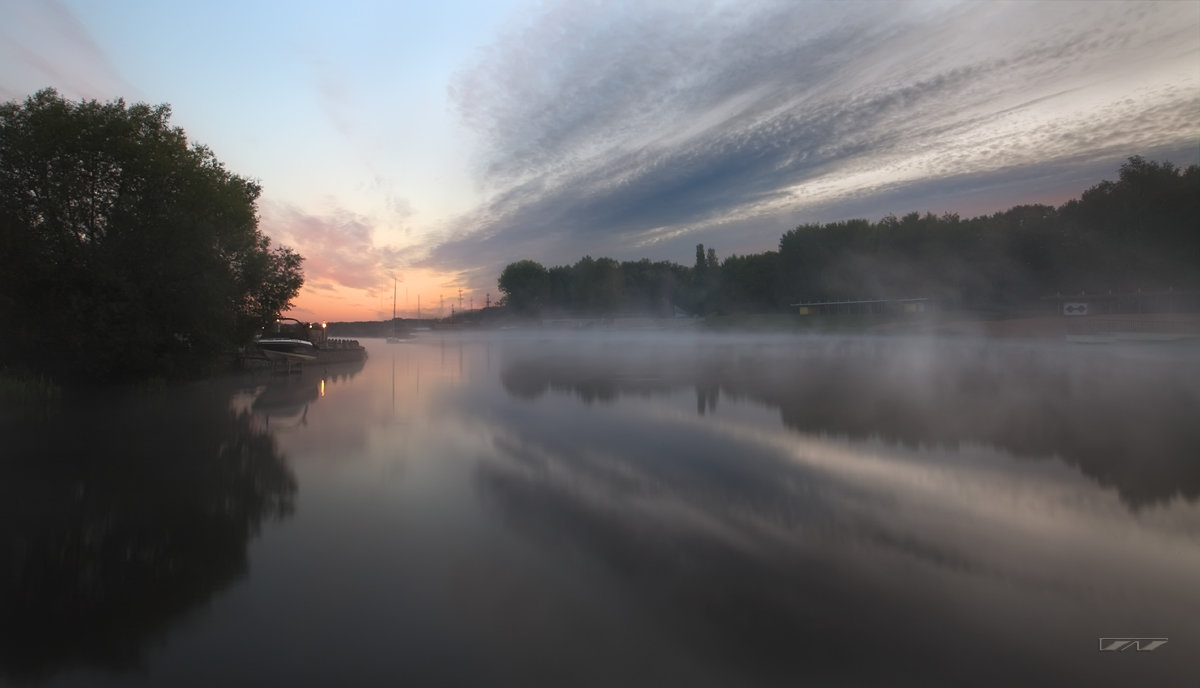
[3,331,1199,687]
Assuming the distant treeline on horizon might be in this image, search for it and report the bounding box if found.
[497,156,1199,317]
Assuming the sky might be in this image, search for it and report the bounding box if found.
[2,0,1198,322]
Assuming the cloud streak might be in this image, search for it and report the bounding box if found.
[435,0,1199,283]
[0,0,135,102]
[2,0,1195,317]
[262,201,412,294]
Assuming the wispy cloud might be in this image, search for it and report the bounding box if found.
[435,0,1199,280]
[2,0,1195,318]
[262,201,412,294]
[0,0,134,102]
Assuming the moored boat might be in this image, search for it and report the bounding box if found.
[256,337,318,362]
[257,318,367,365]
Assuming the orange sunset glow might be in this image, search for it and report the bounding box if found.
[283,267,482,323]
[3,2,1199,686]
[8,1,1193,328]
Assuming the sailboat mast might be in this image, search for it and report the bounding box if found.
[387,277,399,341]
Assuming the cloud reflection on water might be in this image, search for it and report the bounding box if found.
[498,334,1200,507]
[475,332,1200,685]
[12,333,1193,686]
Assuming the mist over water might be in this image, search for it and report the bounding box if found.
[3,331,1198,687]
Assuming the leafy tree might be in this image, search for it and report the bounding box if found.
[1059,156,1199,290]
[0,89,303,382]
[619,259,688,316]
[232,238,304,343]
[687,243,720,313]
[720,251,782,311]
[497,259,549,313]
[495,156,1197,317]
[547,264,573,312]
[570,255,623,314]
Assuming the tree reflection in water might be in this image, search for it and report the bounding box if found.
[500,336,1200,508]
[0,383,295,683]
[489,334,1200,685]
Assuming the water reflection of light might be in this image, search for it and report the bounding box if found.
[182,334,1199,687]
[228,387,262,415]
[675,408,1200,614]
[472,383,1200,687]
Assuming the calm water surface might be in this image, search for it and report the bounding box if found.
[4,332,1199,687]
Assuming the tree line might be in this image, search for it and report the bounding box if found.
[1,89,304,383]
[497,156,1199,316]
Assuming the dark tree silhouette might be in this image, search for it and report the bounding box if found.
[0,89,304,382]
[498,259,550,313]
[495,157,1197,318]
